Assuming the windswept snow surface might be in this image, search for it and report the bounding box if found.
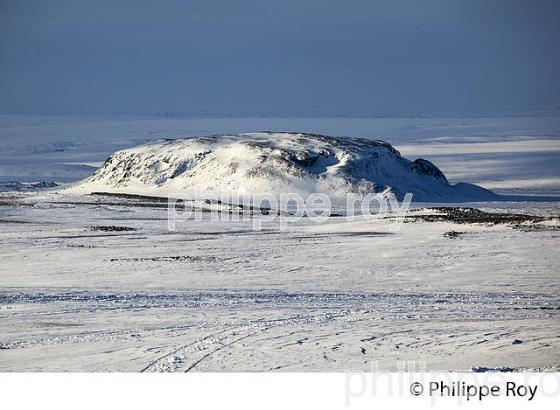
[0,193,558,371]
[71,132,495,202]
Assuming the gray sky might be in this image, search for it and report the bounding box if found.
[1,0,559,115]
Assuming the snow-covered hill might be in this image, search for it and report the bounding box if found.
[71,132,496,201]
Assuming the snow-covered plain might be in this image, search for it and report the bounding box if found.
[0,114,559,371]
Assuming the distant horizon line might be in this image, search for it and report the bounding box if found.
[1,107,560,119]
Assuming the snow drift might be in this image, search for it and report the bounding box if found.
[71,132,496,201]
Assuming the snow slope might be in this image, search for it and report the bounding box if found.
[70,132,495,202]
